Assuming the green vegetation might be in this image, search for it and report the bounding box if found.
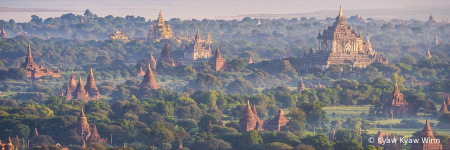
[0,8,450,150]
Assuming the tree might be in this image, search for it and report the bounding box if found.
[302,134,334,150]
[298,102,326,127]
[228,58,246,72]
[294,144,316,150]
[399,55,416,65]
[339,89,357,105]
[31,15,43,24]
[227,78,256,95]
[176,104,205,120]
[32,135,54,146]
[188,73,222,91]
[284,107,306,135]
[84,9,94,18]
[390,72,406,91]
[198,113,218,132]
[277,60,296,73]
[177,119,198,132]
[363,145,380,150]
[264,142,293,150]
[45,96,67,111]
[334,129,362,143]
[334,139,363,150]
[239,130,263,149]
[110,85,131,102]
[192,139,232,150]
[142,124,175,144]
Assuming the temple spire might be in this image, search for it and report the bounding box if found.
[394,81,399,92]
[26,45,33,63]
[178,139,183,149]
[339,5,343,17]
[1,28,6,39]
[85,68,100,100]
[426,48,432,58]
[139,65,160,89]
[298,77,305,93]
[80,107,85,117]
[195,27,201,42]
[435,35,439,45]
[446,94,450,104]
[69,69,77,91]
[214,45,221,58]
[438,100,449,120]
[157,10,164,26]
[421,119,435,138]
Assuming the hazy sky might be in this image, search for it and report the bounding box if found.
[1,0,450,22]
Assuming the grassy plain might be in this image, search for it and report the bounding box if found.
[323,105,448,138]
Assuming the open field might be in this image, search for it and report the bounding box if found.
[323,105,446,137]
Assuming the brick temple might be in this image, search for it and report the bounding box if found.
[409,120,442,150]
[158,43,176,66]
[208,46,227,71]
[239,100,290,132]
[65,68,100,101]
[382,82,416,117]
[139,65,160,90]
[74,109,107,144]
[20,45,61,79]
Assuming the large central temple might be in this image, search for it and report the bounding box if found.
[147,10,173,41]
[300,6,388,71]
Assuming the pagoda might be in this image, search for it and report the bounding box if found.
[382,82,416,117]
[74,109,106,144]
[239,100,257,132]
[238,100,290,132]
[68,70,77,93]
[139,65,160,90]
[20,45,61,79]
[284,45,295,58]
[84,68,100,100]
[372,128,400,150]
[409,120,442,150]
[0,137,14,150]
[208,46,227,71]
[297,78,305,93]
[147,10,173,41]
[65,86,73,100]
[108,29,129,40]
[426,49,432,59]
[184,29,212,60]
[158,43,176,66]
[263,110,290,131]
[137,66,145,76]
[446,95,450,106]
[437,101,448,120]
[427,14,438,25]
[71,78,91,101]
[149,54,157,70]
[0,28,6,39]
[300,6,387,71]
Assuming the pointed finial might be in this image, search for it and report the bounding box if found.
[339,5,343,17]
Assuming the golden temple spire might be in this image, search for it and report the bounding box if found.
[339,5,343,17]
[426,48,432,58]
[158,10,164,27]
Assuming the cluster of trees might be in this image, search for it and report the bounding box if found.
[0,9,450,150]
[0,92,403,150]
